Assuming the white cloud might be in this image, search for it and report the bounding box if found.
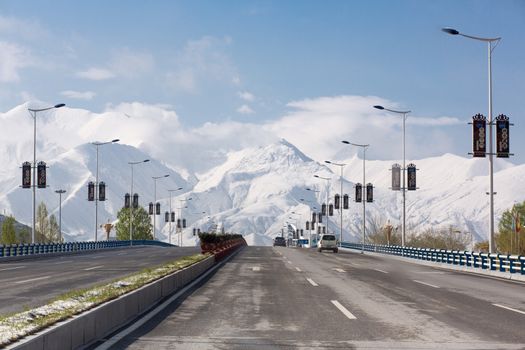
[109,48,154,78]
[75,48,154,81]
[237,104,255,115]
[238,91,255,102]
[0,41,33,82]
[60,90,96,100]
[0,95,466,177]
[0,15,48,41]
[76,67,115,80]
[166,36,239,93]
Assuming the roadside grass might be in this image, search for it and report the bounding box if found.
[0,253,209,347]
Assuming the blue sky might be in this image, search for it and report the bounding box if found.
[0,0,524,164]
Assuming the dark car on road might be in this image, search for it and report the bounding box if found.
[273,236,286,247]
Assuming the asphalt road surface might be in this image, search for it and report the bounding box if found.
[106,246,525,350]
[0,245,199,315]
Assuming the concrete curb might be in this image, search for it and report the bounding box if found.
[8,255,216,350]
[341,247,525,282]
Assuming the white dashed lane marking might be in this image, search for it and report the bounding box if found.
[306,278,319,287]
[14,275,51,284]
[373,268,388,274]
[493,304,525,315]
[84,265,104,271]
[331,300,357,320]
[413,280,440,289]
[0,265,26,271]
[295,267,302,272]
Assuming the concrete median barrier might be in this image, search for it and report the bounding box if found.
[9,255,215,350]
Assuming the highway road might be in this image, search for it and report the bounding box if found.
[104,246,525,349]
[0,246,199,316]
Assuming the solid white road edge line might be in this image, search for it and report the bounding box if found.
[373,268,388,274]
[331,300,357,320]
[84,265,104,271]
[306,278,319,286]
[493,303,525,315]
[95,251,241,350]
[14,275,51,284]
[413,280,440,289]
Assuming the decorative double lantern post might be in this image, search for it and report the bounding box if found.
[24,103,65,244]
[470,113,513,252]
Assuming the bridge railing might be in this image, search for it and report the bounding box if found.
[340,242,525,275]
[0,240,175,259]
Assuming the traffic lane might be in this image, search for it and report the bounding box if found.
[284,247,525,345]
[323,248,525,313]
[0,246,200,315]
[110,246,405,349]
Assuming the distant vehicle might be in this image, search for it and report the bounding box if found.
[317,234,338,253]
[273,236,287,247]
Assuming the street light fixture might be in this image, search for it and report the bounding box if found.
[442,27,501,254]
[167,187,183,245]
[313,174,331,234]
[152,174,170,240]
[374,105,410,249]
[92,139,119,242]
[300,199,317,247]
[341,141,370,253]
[54,189,66,243]
[178,197,192,246]
[325,160,346,247]
[128,159,149,245]
[28,103,65,244]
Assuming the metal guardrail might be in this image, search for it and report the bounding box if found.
[341,242,525,275]
[0,240,175,259]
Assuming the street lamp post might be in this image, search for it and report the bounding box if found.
[55,189,66,242]
[152,174,170,240]
[178,198,192,246]
[92,139,119,242]
[28,103,65,244]
[342,141,370,253]
[374,105,410,249]
[306,188,321,245]
[300,198,316,247]
[325,161,346,247]
[168,188,183,245]
[129,159,149,245]
[314,175,331,234]
[442,27,501,254]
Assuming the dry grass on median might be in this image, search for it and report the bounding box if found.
[0,253,210,347]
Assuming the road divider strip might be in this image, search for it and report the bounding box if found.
[493,303,525,315]
[95,245,243,350]
[1,253,213,349]
[413,280,440,289]
[306,278,319,286]
[331,300,357,320]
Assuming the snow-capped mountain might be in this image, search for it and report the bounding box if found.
[3,143,193,241]
[0,103,524,245]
